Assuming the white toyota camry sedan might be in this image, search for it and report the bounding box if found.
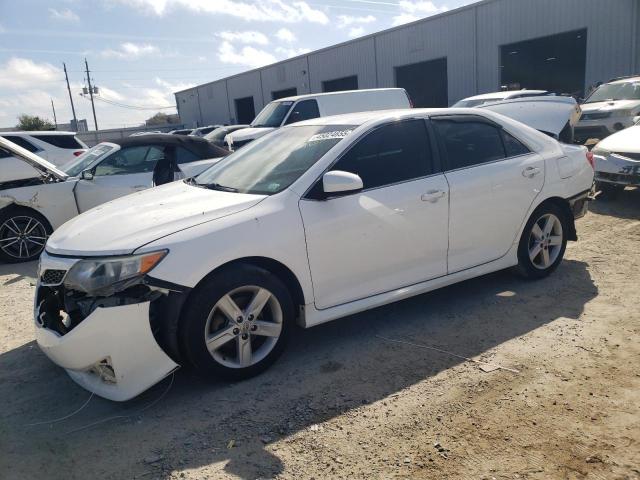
[34,108,594,401]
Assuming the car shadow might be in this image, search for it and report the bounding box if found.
[0,260,37,285]
[590,186,640,220]
[0,260,597,479]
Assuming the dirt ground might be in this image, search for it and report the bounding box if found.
[1,190,639,480]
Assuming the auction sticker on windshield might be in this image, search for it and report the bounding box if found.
[308,130,353,142]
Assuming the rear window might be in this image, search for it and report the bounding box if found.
[32,134,84,149]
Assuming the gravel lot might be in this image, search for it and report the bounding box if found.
[1,190,639,480]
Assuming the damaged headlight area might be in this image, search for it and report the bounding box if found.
[63,250,167,297]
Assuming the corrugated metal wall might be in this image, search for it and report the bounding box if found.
[175,0,638,126]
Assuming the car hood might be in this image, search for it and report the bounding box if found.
[595,125,640,153]
[580,99,640,112]
[0,136,68,180]
[227,127,275,143]
[46,181,266,256]
[479,96,581,138]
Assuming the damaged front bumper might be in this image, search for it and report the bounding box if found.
[594,152,640,187]
[34,251,181,402]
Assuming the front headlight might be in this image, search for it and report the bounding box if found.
[64,250,167,296]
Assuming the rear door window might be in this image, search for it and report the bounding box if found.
[284,100,320,125]
[31,135,84,149]
[432,117,506,170]
[2,136,40,153]
[175,147,201,164]
[502,131,531,157]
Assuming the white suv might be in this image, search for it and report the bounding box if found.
[0,131,87,182]
[576,76,640,144]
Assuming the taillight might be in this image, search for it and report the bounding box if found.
[586,151,595,169]
[73,151,83,157]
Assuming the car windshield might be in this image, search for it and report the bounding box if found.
[251,101,294,128]
[194,124,354,195]
[61,144,116,177]
[584,81,640,103]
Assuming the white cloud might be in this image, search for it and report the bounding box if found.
[0,57,62,90]
[117,0,329,24]
[275,46,311,58]
[217,41,276,68]
[275,28,296,43]
[348,26,365,38]
[48,8,80,22]
[392,1,448,26]
[337,14,376,28]
[217,31,269,45]
[101,42,159,59]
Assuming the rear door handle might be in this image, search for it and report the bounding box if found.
[522,166,541,178]
[421,190,446,202]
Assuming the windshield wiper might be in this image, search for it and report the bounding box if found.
[204,182,239,192]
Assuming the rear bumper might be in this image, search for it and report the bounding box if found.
[568,188,593,220]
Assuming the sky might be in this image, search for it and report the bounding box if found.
[0,0,473,130]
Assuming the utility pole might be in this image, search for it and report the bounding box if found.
[84,58,98,131]
[50,99,58,130]
[63,63,78,129]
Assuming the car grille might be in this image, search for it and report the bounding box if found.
[41,269,66,285]
[580,111,612,120]
[612,151,640,161]
[574,126,611,143]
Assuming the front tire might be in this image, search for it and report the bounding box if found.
[0,207,51,263]
[179,264,294,381]
[516,203,568,279]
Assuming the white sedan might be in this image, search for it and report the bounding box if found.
[35,108,594,401]
[0,135,226,262]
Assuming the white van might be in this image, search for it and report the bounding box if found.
[225,88,411,150]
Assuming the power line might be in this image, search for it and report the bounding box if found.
[79,93,175,110]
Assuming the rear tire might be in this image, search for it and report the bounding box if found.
[516,203,568,279]
[0,207,51,263]
[179,264,294,381]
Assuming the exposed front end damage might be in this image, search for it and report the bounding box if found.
[34,251,186,401]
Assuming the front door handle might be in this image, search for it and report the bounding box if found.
[132,185,147,191]
[421,190,446,202]
[522,166,541,178]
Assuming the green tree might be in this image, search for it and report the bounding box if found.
[16,114,55,131]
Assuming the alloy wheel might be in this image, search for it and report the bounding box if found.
[0,215,48,260]
[528,213,563,270]
[204,285,283,369]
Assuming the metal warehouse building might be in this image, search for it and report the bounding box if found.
[174,0,640,127]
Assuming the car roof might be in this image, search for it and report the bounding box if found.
[293,108,485,127]
[461,90,547,101]
[102,133,228,157]
[0,130,77,136]
[609,76,640,84]
[274,88,406,103]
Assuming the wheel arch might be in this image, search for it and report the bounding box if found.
[193,256,307,312]
[0,202,54,232]
[530,196,577,241]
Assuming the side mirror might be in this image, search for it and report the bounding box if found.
[80,169,94,181]
[322,170,363,194]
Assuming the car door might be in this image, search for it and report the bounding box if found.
[74,145,164,212]
[431,115,544,273]
[299,119,449,310]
